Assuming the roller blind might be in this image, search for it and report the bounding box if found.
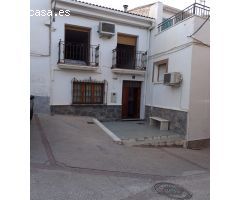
[65,25,90,32]
[117,34,137,46]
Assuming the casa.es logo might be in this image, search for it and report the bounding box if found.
[30,9,70,17]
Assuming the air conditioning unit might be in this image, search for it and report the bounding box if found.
[163,72,182,86]
[98,22,115,38]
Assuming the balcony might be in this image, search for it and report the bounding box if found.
[158,3,210,32]
[112,48,147,76]
[57,40,99,71]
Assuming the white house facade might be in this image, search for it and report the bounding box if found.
[30,0,210,147]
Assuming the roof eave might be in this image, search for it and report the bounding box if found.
[56,0,155,21]
[163,5,181,14]
[55,0,154,28]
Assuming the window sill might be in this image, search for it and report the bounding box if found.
[58,63,98,71]
[153,81,164,85]
[71,104,106,106]
[112,68,146,76]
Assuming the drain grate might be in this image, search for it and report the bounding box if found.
[87,121,94,124]
[136,122,145,125]
[153,182,192,200]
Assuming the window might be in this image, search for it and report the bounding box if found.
[64,25,90,65]
[152,59,168,83]
[161,18,173,31]
[72,79,105,104]
[116,33,137,69]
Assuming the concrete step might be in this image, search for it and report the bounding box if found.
[121,134,185,147]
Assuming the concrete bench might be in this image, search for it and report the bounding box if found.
[149,117,169,131]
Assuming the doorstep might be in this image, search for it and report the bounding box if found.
[121,118,143,121]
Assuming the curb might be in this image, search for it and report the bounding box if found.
[92,118,122,143]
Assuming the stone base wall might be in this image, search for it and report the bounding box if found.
[51,105,122,121]
[185,139,210,149]
[34,96,50,114]
[145,106,187,135]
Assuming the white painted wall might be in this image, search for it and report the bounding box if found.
[50,10,150,119]
[187,17,210,141]
[146,47,193,111]
[191,16,210,45]
[187,45,210,141]
[148,2,163,24]
[30,0,51,96]
[146,15,210,140]
[151,16,195,55]
[31,57,50,96]
[146,16,197,111]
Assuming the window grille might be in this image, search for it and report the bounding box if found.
[72,79,105,104]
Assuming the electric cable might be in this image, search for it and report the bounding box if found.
[189,15,210,37]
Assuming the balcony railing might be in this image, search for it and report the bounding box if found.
[112,48,147,70]
[58,40,99,66]
[158,3,210,32]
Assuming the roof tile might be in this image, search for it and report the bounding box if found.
[70,0,155,19]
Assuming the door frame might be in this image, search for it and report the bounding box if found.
[121,80,141,119]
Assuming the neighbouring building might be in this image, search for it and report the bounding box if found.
[30,0,210,147]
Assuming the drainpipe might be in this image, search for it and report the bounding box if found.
[149,22,155,114]
[40,17,52,57]
[49,0,55,106]
[143,22,155,119]
[48,13,53,105]
[143,31,149,119]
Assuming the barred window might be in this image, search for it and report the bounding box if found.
[72,79,104,104]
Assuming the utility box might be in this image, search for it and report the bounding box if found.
[110,92,117,103]
[98,22,115,38]
[163,72,182,86]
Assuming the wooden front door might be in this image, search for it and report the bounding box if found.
[122,81,141,119]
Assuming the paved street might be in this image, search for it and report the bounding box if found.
[31,114,210,200]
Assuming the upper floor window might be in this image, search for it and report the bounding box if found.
[115,33,137,69]
[58,25,99,67]
[112,33,147,71]
[152,59,168,83]
[161,18,173,31]
[65,25,90,65]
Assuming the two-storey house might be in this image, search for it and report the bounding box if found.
[30,0,210,147]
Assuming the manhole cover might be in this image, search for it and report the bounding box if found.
[153,182,192,200]
[137,122,144,125]
[87,121,94,124]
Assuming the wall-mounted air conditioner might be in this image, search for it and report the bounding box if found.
[98,22,115,38]
[163,72,182,86]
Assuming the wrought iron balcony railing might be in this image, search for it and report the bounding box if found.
[112,48,147,70]
[158,3,210,32]
[58,40,99,66]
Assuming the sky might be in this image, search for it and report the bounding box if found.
[79,0,209,11]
